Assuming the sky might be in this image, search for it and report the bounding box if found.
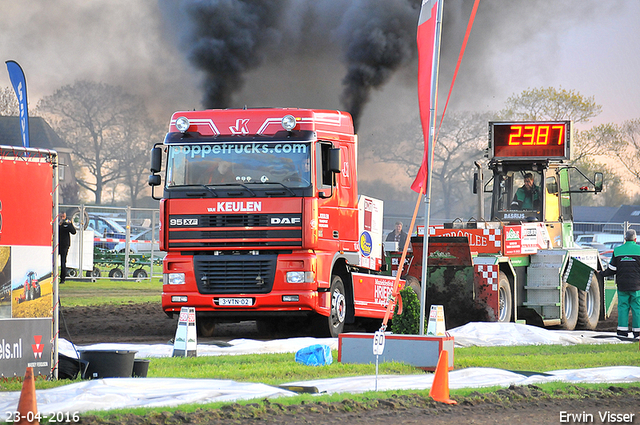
[1,0,639,158]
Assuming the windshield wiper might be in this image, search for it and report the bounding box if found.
[247,181,296,196]
[174,184,219,197]
[212,182,258,197]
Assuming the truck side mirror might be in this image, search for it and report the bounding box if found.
[329,148,341,173]
[472,172,479,194]
[148,174,161,186]
[150,147,163,174]
[594,172,603,192]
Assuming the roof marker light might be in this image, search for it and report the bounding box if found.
[175,116,190,133]
[282,115,296,131]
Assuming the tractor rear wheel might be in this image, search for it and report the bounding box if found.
[577,274,601,330]
[405,275,421,302]
[559,282,579,330]
[498,272,512,323]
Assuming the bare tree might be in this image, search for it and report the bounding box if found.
[114,117,164,206]
[0,86,20,116]
[370,111,490,219]
[612,119,640,188]
[37,81,150,204]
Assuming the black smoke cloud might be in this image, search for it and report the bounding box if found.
[182,0,286,108]
[158,0,610,130]
[161,0,421,129]
[338,0,418,128]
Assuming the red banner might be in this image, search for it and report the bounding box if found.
[0,159,52,246]
[411,0,440,193]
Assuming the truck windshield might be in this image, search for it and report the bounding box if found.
[493,169,543,222]
[165,142,311,188]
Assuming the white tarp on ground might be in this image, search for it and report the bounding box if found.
[1,367,639,416]
[0,323,636,416]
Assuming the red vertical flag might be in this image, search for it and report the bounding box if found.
[411,0,442,193]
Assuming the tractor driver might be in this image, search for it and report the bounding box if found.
[511,172,540,210]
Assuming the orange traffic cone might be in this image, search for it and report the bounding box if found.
[15,367,39,424]
[429,350,457,405]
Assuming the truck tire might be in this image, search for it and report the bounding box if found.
[577,274,601,330]
[498,271,512,323]
[560,282,579,330]
[315,275,347,337]
[197,318,216,337]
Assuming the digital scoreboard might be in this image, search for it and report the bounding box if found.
[489,121,571,160]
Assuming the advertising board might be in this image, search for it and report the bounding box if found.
[0,152,54,377]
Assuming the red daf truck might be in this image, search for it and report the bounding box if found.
[149,108,400,337]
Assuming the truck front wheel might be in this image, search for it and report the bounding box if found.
[577,274,601,330]
[560,282,579,330]
[315,275,346,337]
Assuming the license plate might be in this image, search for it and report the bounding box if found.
[218,298,253,306]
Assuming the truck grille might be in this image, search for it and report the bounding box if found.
[168,213,302,249]
[193,254,276,294]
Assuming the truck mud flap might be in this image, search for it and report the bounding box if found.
[406,236,490,328]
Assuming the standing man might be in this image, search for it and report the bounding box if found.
[600,229,640,338]
[386,221,408,250]
[59,212,76,284]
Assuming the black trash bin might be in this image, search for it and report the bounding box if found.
[78,349,137,379]
[132,359,150,377]
[58,354,89,380]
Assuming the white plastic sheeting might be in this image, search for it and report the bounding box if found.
[1,367,639,416]
[0,323,636,416]
[449,322,628,347]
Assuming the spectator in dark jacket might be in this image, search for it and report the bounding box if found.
[600,229,640,338]
[386,221,408,251]
[59,212,76,284]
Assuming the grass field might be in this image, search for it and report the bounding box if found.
[58,278,162,306]
[5,279,639,422]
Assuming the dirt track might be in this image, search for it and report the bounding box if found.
[59,303,639,425]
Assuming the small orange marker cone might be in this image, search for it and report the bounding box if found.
[16,367,39,424]
[429,350,457,405]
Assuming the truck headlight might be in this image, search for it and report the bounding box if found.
[281,114,296,131]
[175,116,190,133]
[165,272,185,285]
[286,271,314,283]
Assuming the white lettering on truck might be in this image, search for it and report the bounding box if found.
[209,201,262,212]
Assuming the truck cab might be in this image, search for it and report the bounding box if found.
[149,108,395,337]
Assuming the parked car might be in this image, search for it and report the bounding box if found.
[88,216,126,250]
[113,227,164,257]
[579,242,607,253]
[600,249,613,267]
[575,233,624,247]
[603,241,623,250]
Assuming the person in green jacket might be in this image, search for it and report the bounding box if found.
[600,229,640,338]
[511,172,540,210]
